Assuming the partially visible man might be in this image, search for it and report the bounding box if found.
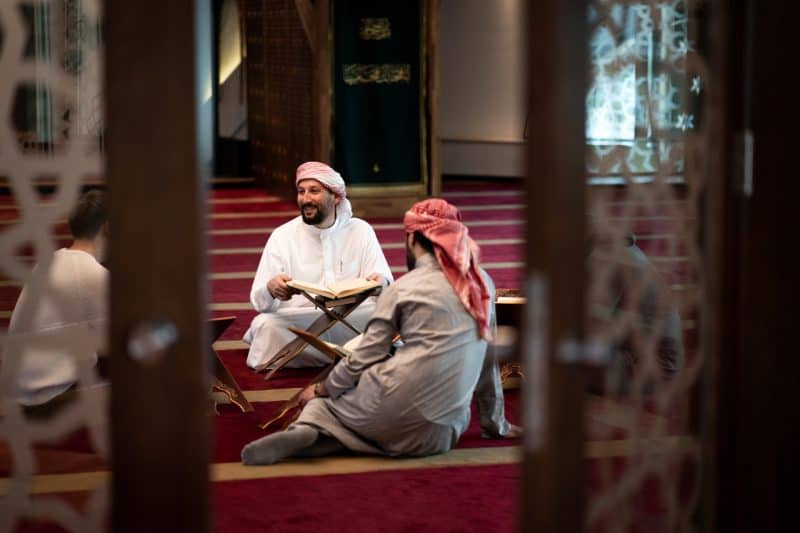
[241,198,520,465]
[8,189,109,411]
[587,232,685,394]
[243,162,393,369]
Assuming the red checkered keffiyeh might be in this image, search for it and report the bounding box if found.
[403,198,492,340]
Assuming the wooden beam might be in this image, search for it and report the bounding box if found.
[520,1,588,532]
[105,0,211,531]
[426,0,441,197]
[711,1,779,531]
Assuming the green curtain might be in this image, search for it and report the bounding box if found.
[333,0,424,186]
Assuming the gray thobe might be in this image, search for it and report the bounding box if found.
[606,243,685,381]
[293,253,510,457]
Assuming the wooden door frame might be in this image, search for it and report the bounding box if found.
[105,1,212,531]
[708,1,779,530]
[520,1,588,531]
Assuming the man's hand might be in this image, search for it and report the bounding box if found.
[298,381,329,408]
[298,383,316,407]
[482,423,523,440]
[365,272,387,287]
[267,274,296,301]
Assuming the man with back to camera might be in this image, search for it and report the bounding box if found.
[8,189,109,415]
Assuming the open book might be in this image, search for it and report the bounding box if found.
[287,278,381,300]
[496,296,525,305]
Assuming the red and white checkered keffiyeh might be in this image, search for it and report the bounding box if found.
[403,198,492,340]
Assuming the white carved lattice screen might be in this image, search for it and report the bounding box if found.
[0,1,107,531]
[584,1,708,530]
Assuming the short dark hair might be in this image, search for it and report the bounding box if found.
[68,189,107,239]
[413,231,435,254]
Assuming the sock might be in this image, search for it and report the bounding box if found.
[241,425,319,465]
[293,435,346,458]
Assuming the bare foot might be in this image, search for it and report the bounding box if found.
[504,423,523,439]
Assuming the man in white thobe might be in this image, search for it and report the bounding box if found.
[6,190,110,454]
[241,198,521,465]
[243,162,393,369]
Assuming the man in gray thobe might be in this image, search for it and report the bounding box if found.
[241,198,521,465]
[588,233,685,394]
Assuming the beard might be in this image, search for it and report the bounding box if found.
[405,242,416,271]
[300,202,329,225]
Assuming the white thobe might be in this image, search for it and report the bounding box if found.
[8,249,108,406]
[243,213,393,368]
[295,254,511,456]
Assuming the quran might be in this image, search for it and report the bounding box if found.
[496,296,525,305]
[287,278,381,299]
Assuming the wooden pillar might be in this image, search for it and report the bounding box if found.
[243,0,268,185]
[426,0,441,197]
[105,1,212,531]
[709,1,779,531]
[313,0,331,162]
[520,1,588,532]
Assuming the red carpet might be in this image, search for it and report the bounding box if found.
[212,464,520,533]
[215,350,317,389]
[6,465,519,533]
[8,386,692,476]
[0,440,107,477]
[12,455,689,533]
